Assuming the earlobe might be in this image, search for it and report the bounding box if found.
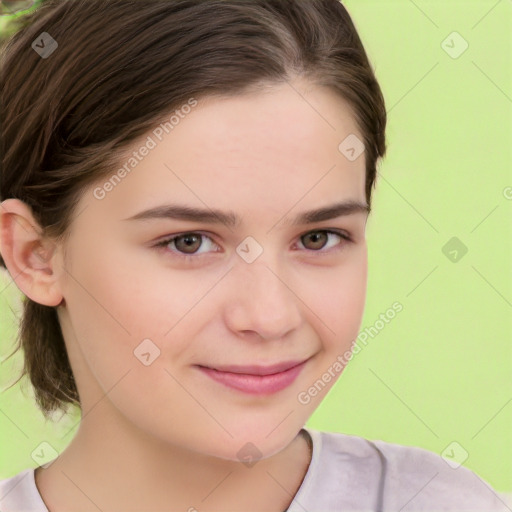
[0,198,65,307]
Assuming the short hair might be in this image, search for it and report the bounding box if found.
[0,0,387,419]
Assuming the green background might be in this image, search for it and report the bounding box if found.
[1,0,511,498]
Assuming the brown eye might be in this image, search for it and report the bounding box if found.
[155,232,220,258]
[297,230,350,253]
[301,231,329,250]
[174,233,202,254]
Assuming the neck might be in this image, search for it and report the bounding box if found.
[35,403,312,512]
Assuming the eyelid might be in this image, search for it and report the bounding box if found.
[154,231,221,258]
[293,229,352,252]
[153,228,352,260]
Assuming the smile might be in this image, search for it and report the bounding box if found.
[196,359,309,395]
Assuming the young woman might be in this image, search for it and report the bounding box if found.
[0,1,508,511]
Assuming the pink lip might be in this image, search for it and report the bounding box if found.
[197,359,309,395]
[203,360,306,376]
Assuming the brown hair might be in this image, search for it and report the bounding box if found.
[0,0,387,419]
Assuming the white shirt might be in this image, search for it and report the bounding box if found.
[0,427,509,511]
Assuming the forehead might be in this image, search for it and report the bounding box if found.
[79,81,367,226]
[179,82,363,168]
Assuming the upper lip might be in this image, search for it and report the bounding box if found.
[200,359,309,376]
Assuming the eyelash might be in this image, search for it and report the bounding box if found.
[154,229,352,262]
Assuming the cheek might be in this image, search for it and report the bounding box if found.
[61,242,227,387]
[305,249,367,350]
[65,239,209,340]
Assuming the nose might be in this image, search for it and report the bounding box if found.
[223,258,303,341]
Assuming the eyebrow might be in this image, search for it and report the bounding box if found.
[122,200,370,228]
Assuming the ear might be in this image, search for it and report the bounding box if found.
[0,198,65,307]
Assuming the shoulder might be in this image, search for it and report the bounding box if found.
[309,429,510,511]
[371,436,509,511]
[0,468,48,512]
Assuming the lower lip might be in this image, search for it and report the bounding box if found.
[197,361,307,395]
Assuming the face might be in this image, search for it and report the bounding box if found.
[50,79,369,460]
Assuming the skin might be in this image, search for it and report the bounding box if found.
[0,78,369,512]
